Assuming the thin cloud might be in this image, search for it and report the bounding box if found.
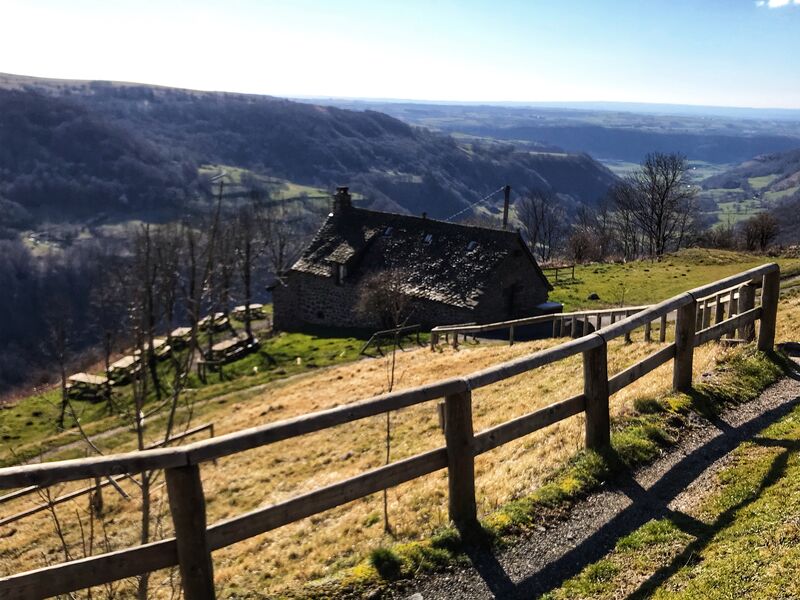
[756,0,800,7]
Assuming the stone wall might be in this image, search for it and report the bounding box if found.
[273,251,551,332]
[472,251,550,322]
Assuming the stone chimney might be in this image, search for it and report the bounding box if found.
[333,186,352,213]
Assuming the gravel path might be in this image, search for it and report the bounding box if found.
[393,361,800,600]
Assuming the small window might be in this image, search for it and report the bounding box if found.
[423,234,433,244]
[466,241,478,251]
[384,226,394,236]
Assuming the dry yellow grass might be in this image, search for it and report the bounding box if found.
[1,322,733,596]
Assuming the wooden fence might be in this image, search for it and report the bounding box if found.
[431,305,651,348]
[0,264,781,599]
[0,423,215,527]
[542,264,576,282]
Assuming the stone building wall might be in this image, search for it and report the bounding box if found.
[472,251,550,322]
[273,252,551,332]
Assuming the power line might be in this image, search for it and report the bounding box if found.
[444,186,506,222]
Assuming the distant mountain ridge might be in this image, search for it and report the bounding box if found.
[318,100,800,165]
[0,73,618,228]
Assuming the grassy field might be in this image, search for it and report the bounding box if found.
[748,174,780,190]
[1,249,797,597]
[549,249,800,311]
[2,333,722,597]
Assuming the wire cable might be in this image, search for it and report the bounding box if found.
[444,186,506,222]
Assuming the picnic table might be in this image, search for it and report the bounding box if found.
[108,354,141,385]
[197,335,260,382]
[170,327,192,347]
[199,312,229,332]
[231,304,266,320]
[135,337,172,360]
[66,373,110,401]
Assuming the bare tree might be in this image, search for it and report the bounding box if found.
[516,189,568,262]
[41,298,74,430]
[262,202,308,277]
[740,213,779,251]
[356,267,413,535]
[356,268,414,330]
[607,183,642,260]
[234,199,266,341]
[612,153,698,258]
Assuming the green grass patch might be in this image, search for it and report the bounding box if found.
[550,249,800,311]
[0,325,375,465]
[748,174,779,190]
[542,348,795,599]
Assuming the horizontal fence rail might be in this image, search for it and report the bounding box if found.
[430,305,653,348]
[0,263,781,599]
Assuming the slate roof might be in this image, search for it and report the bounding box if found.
[290,207,552,309]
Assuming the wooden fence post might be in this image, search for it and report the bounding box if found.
[702,300,712,329]
[727,289,738,339]
[644,320,652,342]
[584,340,610,450]
[758,270,780,352]
[714,295,724,326]
[624,311,632,343]
[444,389,477,531]
[509,325,515,346]
[165,465,215,600]
[738,283,756,341]
[673,297,697,392]
[659,314,667,343]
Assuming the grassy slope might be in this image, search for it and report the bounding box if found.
[0,324,368,466]
[0,249,796,597]
[541,291,800,600]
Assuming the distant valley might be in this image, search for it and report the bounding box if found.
[0,73,617,240]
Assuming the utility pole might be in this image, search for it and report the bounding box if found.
[502,185,511,229]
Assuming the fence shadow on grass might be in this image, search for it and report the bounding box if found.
[626,435,800,599]
[454,360,800,599]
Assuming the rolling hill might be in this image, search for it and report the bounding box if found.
[0,74,618,229]
[698,147,800,232]
[703,147,800,200]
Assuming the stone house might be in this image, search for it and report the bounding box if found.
[272,188,558,331]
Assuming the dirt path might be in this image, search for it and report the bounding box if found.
[394,360,800,600]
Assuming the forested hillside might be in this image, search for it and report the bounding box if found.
[0,74,618,227]
[0,89,202,235]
